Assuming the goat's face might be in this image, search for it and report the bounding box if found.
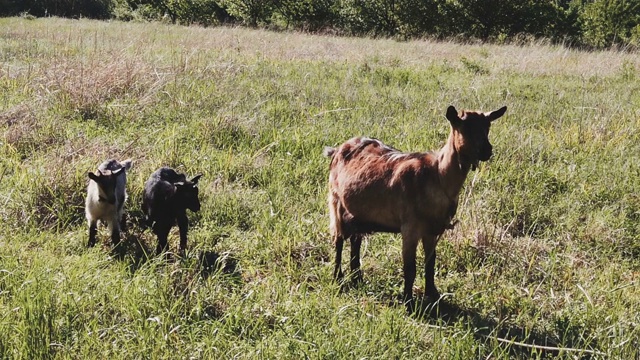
[175,174,203,212]
[446,106,507,169]
[88,168,124,204]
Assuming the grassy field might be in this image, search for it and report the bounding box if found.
[1,17,639,359]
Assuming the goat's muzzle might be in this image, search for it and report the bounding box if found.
[478,144,493,162]
[471,147,492,171]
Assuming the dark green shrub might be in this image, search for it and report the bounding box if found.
[0,0,22,16]
[13,0,113,18]
[395,0,444,38]
[440,0,563,40]
[579,0,640,48]
[125,0,230,25]
[4,0,639,50]
[218,0,276,26]
[338,0,399,36]
[275,0,338,31]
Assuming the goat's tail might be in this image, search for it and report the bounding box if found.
[327,191,344,245]
[323,146,336,158]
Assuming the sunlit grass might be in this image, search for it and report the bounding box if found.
[0,17,639,358]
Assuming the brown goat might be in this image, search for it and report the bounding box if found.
[324,105,506,310]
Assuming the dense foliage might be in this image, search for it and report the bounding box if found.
[2,0,640,49]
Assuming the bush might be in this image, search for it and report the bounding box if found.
[3,0,640,50]
[338,0,399,37]
[16,0,113,18]
[579,0,640,48]
[0,0,22,16]
[394,0,441,38]
[218,0,276,27]
[438,0,563,41]
[125,0,230,25]
[275,0,338,31]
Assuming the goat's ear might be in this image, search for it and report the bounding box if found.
[446,105,462,127]
[121,159,133,170]
[486,106,507,122]
[88,171,100,182]
[190,174,203,184]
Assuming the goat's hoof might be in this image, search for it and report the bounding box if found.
[404,298,416,314]
[426,289,441,303]
[350,270,363,284]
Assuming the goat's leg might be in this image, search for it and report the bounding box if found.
[117,200,127,232]
[329,194,346,281]
[109,219,121,247]
[401,226,421,311]
[333,235,345,281]
[177,214,189,256]
[119,211,127,233]
[421,235,440,301]
[349,234,363,283]
[154,223,170,255]
[88,220,98,247]
[119,216,127,233]
[110,230,121,247]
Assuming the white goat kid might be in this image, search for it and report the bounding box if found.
[85,159,132,247]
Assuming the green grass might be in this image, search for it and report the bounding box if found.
[1,17,639,359]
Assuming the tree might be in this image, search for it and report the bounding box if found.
[219,0,277,27]
[580,0,640,48]
[14,0,113,18]
[276,0,338,31]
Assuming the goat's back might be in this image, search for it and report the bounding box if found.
[143,167,187,222]
[327,137,444,232]
[149,167,187,184]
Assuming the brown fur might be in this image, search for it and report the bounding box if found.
[324,105,507,310]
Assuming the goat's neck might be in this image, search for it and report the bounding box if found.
[436,132,471,201]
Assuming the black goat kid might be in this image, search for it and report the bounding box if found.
[143,167,203,255]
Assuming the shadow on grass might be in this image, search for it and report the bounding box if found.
[110,229,155,273]
[107,223,242,283]
[107,215,240,282]
[198,250,240,280]
[105,212,153,262]
[412,298,600,359]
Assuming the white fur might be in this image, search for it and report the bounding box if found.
[85,159,132,244]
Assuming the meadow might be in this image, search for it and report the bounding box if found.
[0,17,639,359]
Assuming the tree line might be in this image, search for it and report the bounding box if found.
[3,0,640,49]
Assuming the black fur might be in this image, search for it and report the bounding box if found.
[142,167,202,255]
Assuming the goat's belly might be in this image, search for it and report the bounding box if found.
[86,202,117,221]
[342,205,401,234]
[350,220,400,234]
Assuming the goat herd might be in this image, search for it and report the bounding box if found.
[85,162,202,254]
[85,105,507,310]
